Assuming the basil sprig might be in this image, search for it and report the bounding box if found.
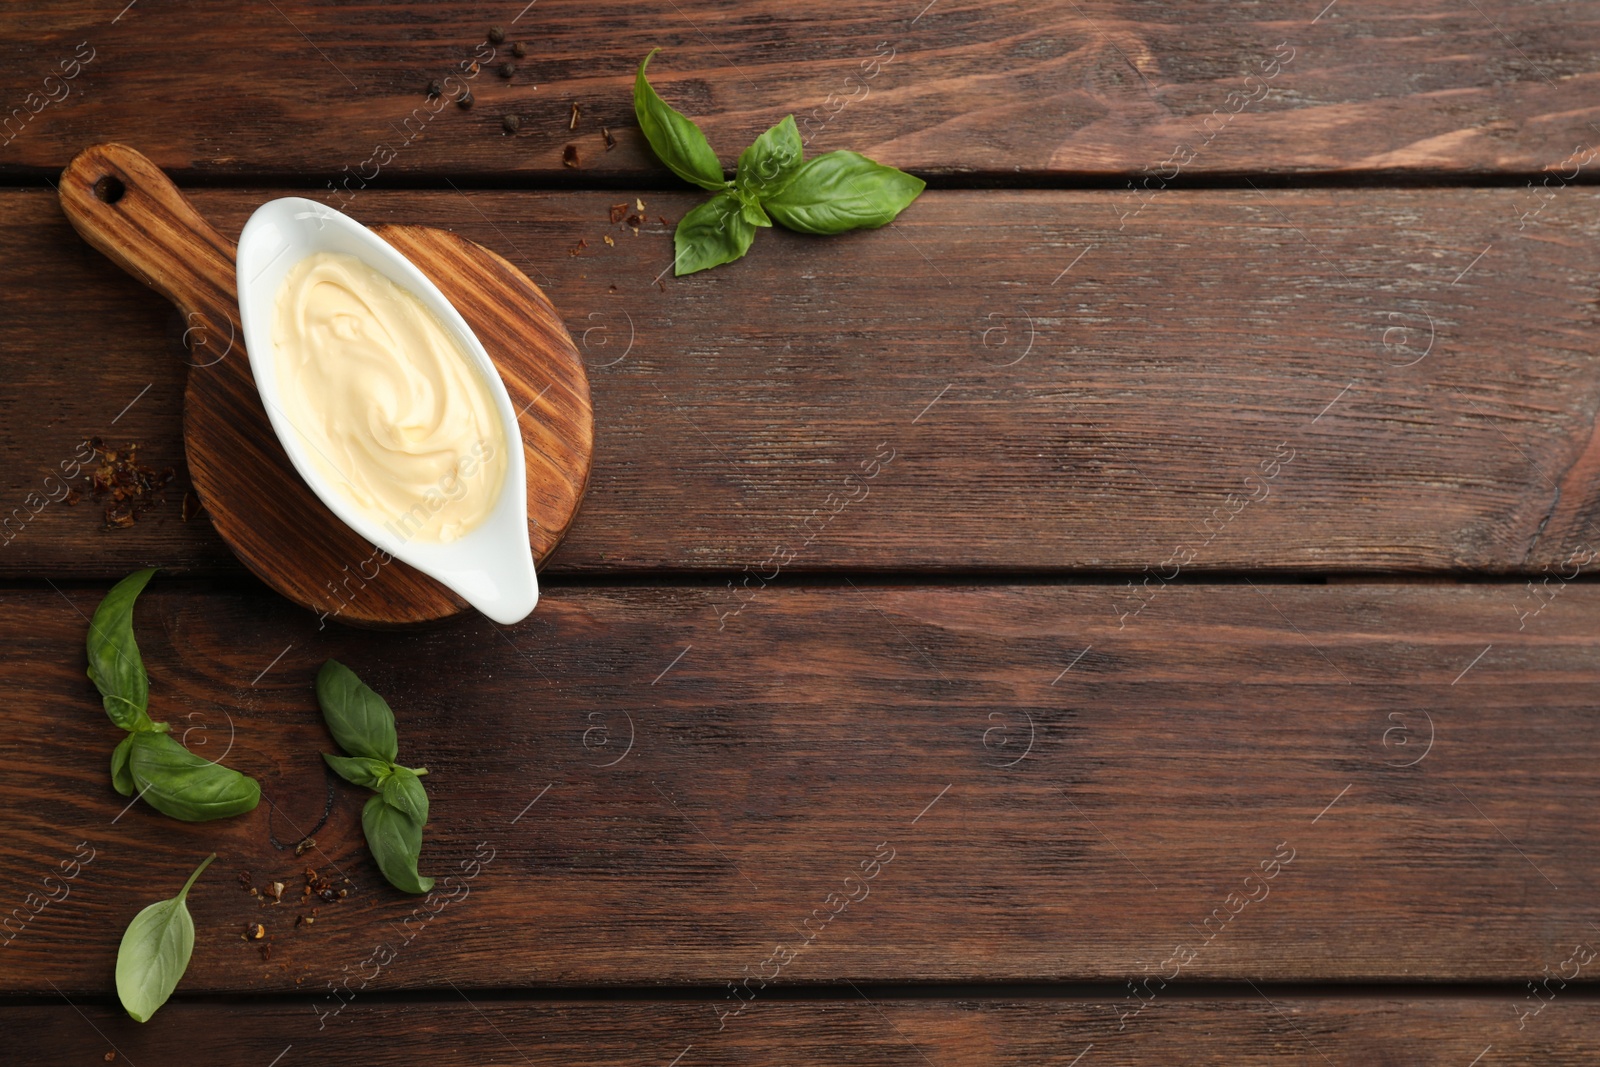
[115,852,214,1022]
[317,660,434,894]
[634,49,925,275]
[88,570,260,821]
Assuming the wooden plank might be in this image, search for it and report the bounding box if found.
[4,187,1599,578]
[2,582,1596,994]
[3,2,1598,179]
[8,997,1599,1065]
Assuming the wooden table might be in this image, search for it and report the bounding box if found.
[3,3,1598,1063]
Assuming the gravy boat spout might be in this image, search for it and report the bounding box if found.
[235,196,538,625]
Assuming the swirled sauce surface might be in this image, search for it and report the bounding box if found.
[271,251,507,543]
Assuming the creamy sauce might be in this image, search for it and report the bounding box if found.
[270,251,507,543]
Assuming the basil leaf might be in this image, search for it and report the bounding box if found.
[361,794,434,894]
[127,731,260,822]
[86,568,157,732]
[380,765,429,823]
[735,115,802,200]
[673,193,756,276]
[323,752,391,790]
[634,48,726,191]
[316,659,399,764]
[116,853,213,1022]
[111,735,136,796]
[739,194,772,228]
[763,151,925,234]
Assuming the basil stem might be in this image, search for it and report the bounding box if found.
[115,852,214,1023]
[318,660,434,894]
[88,571,261,821]
[633,50,924,274]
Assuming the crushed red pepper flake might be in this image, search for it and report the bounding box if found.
[568,238,588,256]
[601,126,616,150]
[609,203,629,224]
[81,438,174,529]
[562,143,580,168]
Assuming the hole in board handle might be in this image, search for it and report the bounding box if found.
[93,175,125,204]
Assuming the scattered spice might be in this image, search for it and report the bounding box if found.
[568,238,588,256]
[568,102,580,130]
[499,61,516,79]
[487,25,505,44]
[562,143,580,168]
[609,203,629,224]
[626,213,645,232]
[501,114,521,134]
[602,126,617,150]
[603,234,615,246]
[425,79,442,98]
[245,922,265,940]
[82,438,174,529]
[103,1054,114,1062]
[636,198,646,211]
[180,488,204,522]
[512,40,526,58]
[236,870,252,889]
[293,837,317,858]
[466,61,479,77]
[457,89,474,109]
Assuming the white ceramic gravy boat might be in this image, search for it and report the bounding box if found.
[235,197,538,625]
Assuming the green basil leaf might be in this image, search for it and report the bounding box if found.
[86,568,157,732]
[127,731,260,822]
[634,48,726,191]
[735,114,803,201]
[316,659,399,763]
[763,151,925,235]
[322,752,391,790]
[380,765,429,823]
[361,794,434,894]
[111,735,135,796]
[673,192,756,276]
[116,853,213,1023]
[739,194,772,228]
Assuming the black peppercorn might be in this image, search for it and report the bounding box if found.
[499,62,516,79]
[457,89,474,109]
[425,79,442,98]
[512,41,526,58]
[488,25,505,44]
[501,114,521,134]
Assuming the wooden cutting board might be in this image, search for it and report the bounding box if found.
[57,143,592,626]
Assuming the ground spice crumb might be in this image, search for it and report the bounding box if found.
[245,922,265,940]
[502,114,521,134]
[562,143,580,168]
[83,438,174,529]
[237,870,252,888]
[104,1053,114,1062]
[603,234,614,246]
[487,25,505,43]
[569,102,580,130]
[602,126,617,150]
[568,238,587,256]
[293,837,316,857]
[636,198,645,211]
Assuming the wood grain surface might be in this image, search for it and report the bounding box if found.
[10,997,1599,1065]
[52,145,592,625]
[2,2,1597,180]
[2,582,1594,993]
[4,186,1598,581]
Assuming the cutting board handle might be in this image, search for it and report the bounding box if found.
[58,143,239,344]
